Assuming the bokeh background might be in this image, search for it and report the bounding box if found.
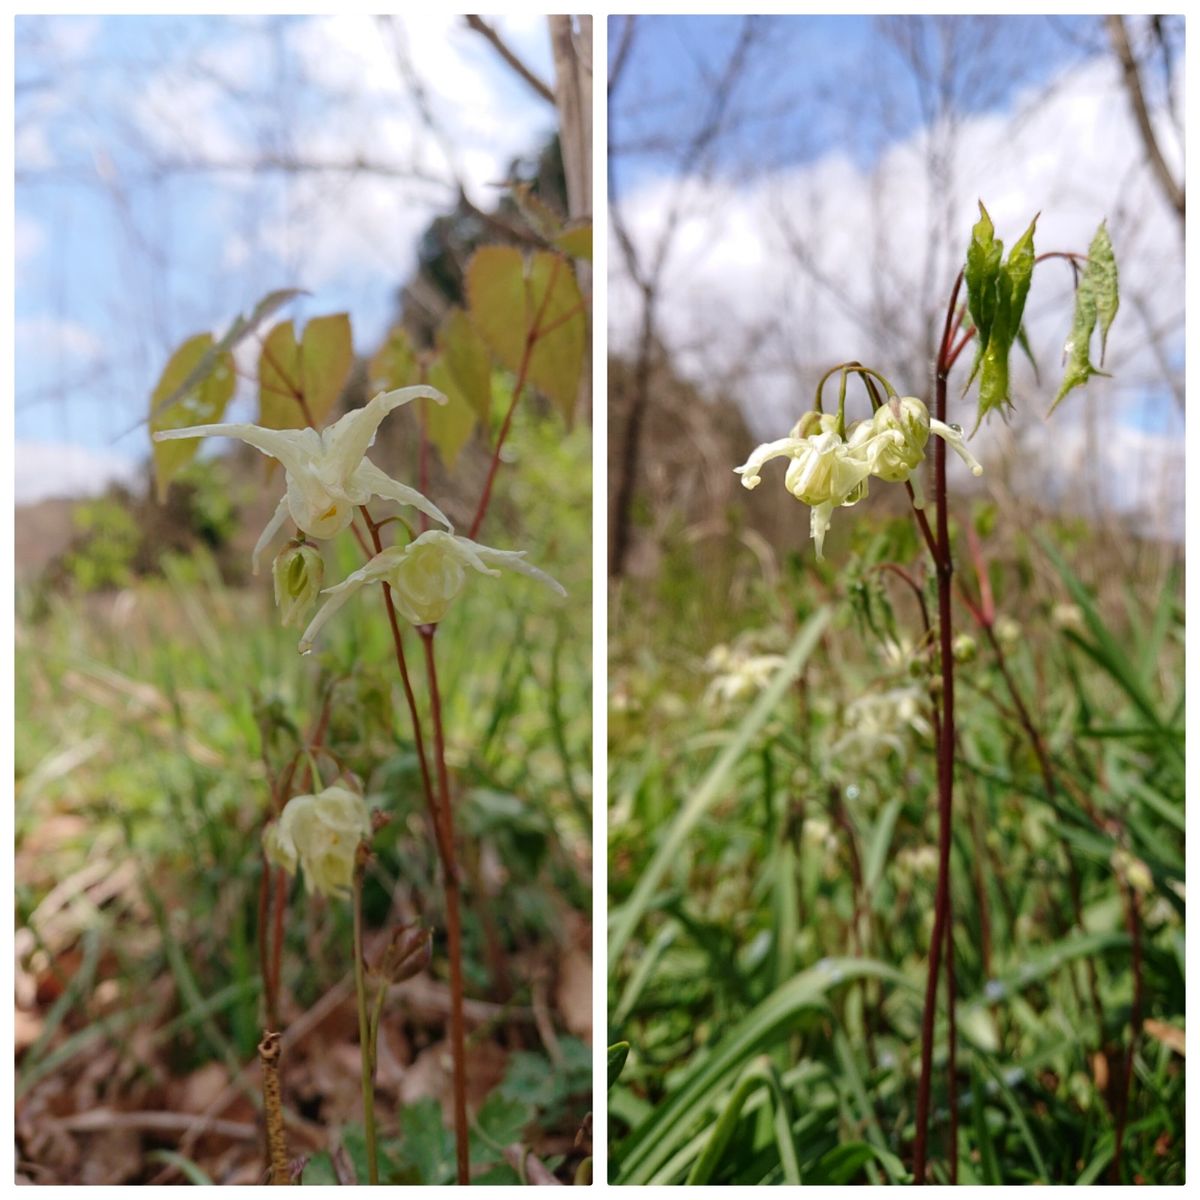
[606,15,1183,1186]
[15,14,592,1186]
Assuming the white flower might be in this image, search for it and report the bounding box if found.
[829,685,933,767]
[734,414,872,559]
[298,529,566,653]
[272,542,325,629]
[153,386,451,572]
[849,396,982,507]
[263,784,370,898]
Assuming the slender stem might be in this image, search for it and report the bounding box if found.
[468,256,565,540]
[421,628,470,1186]
[944,905,958,1183]
[913,270,962,1185]
[352,846,380,1186]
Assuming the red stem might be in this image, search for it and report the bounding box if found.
[468,256,565,540]
[913,269,962,1185]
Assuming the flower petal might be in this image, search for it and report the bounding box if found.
[930,418,983,476]
[469,540,567,598]
[321,386,447,484]
[810,500,835,560]
[153,422,318,477]
[297,547,407,653]
[733,437,804,490]
[252,494,291,576]
[354,458,452,529]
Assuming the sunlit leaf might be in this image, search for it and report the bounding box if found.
[554,223,593,261]
[259,313,353,431]
[1088,220,1119,364]
[437,308,492,422]
[963,201,1002,389]
[466,246,586,423]
[151,333,235,502]
[369,324,419,393]
[425,358,478,468]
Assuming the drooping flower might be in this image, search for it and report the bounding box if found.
[849,396,983,507]
[298,529,566,653]
[263,784,371,898]
[272,541,325,628]
[734,413,872,558]
[828,685,933,767]
[153,386,452,572]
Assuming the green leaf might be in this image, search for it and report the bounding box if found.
[974,212,1036,429]
[145,1150,215,1186]
[473,1091,534,1150]
[553,223,593,261]
[466,246,586,423]
[148,287,305,424]
[151,333,235,502]
[393,1098,455,1185]
[1051,220,1118,413]
[437,308,492,422]
[511,180,565,240]
[368,324,418,392]
[608,1041,630,1089]
[1088,220,1119,364]
[299,1152,338,1185]
[425,358,478,468]
[259,313,353,431]
[964,201,1002,380]
[615,957,910,1184]
[608,610,830,971]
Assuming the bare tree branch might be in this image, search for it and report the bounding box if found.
[1106,15,1184,224]
[464,15,555,106]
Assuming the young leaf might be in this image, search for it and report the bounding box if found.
[147,287,305,424]
[258,314,353,431]
[554,223,593,261]
[1088,220,1119,364]
[437,308,492,422]
[151,333,235,501]
[369,324,418,393]
[608,1041,631,1089]
[425,359,478,468]
[466,246,586,423]
[1051,273,1104,414]
[973,213,1036,429]
[964,201,1003,373]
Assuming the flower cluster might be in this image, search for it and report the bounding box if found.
[263,784,371,898]
[153,384,565,646]
[734,396,982,558]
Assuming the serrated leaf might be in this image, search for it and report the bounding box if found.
[369,324,419,393]
[437,308,491,422]
[259,313,353,431]
[511,181,565,240]
[1051,271,1106,414]
[151,332,235,502]
[553,223,593,261]
[965,201,1002,360]
[972,209,1037,430]
[425,358,478,468]
[466,246,586,423]
[1004,213,1038,334]
[148,287,305,424]
[1088,220,1119,364]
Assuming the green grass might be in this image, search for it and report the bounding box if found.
[15,414,592,1185]
[608,515,1184,1185]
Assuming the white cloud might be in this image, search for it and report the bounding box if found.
[610,55,1184,528]
[15,442,140,505]
[15,213,45,267]
[16,316,104,363]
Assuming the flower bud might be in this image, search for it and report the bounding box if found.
[372,924,432,983]
[273,541,325,629]
[953,633,977,663]
[994,616,1022,647]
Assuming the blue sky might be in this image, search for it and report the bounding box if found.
[15,14,555,500]
[609,15,1093,191]
[606,14,1184,534]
